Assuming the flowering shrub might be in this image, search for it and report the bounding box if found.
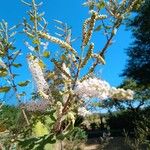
[0,0,143,149]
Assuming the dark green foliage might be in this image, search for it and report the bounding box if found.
[0,105,23,133]
[107,108,150,137]
[122,0,150,86]
[66,127,87,141]
[117,4,150,146]
[124,108,150,149]
[18,134,56,150]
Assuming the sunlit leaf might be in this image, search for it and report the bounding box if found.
[96,1,105,10]
[61,54,67,61]
[30,16,35,22]
[18,91,26,97]
[46,72,55,79]
[32,121,49,137]
[94,25,102,32]
[105,25,112,29]
[18,80,30,87]
[43,51,50,58]
[12,63,22,68]
[0,68,7,77]
[33,38,40,45]
[38,60,45,69]
[0,86,11,93]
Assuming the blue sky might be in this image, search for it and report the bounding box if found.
[0,0,132,104]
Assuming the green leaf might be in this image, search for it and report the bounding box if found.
[32,121,49,137]
[46,134,56,144]
[34,46,39,51]
[38,60,46,69]
[18,134,56,150]
[43,51,50,58]
[30,16,35,22]
[89,4,94,10]
[94,25,102,32]
[37,16,42,21]
[33,38,40,45]
[61,54,66,61]
[0,68,7,77]
[0,52,5,57]
[12,63,22,68]
[49,111,56,122]
[56,133,65,141]
[18,91,26,97]
[9,45,16,50]
[18,80,30,87]
[96,1,105,10]
[105,25,112,29]
[0,86,11,93]
[18,137,38,150]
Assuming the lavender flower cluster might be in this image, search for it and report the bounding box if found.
[25,100,50,112]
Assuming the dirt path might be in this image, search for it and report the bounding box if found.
[84,144,99,150]
[82,138,100,150]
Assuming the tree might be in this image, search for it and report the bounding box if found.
[117,0,150,110]
[117,2,150,148]
[122,0,150,86]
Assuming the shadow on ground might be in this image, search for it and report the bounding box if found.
[84,137,131,150]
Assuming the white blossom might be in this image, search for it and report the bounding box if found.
[27,56,49,93]
[110,87,134,100]
[75,77,110,100]
[78,107,92,117]
[75,77,134,100]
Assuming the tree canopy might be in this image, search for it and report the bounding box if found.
[122,0,150,86]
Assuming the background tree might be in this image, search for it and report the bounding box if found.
[104,1,150,148]
[122,0,150,86]
[115,0,150,113]
[104,0,150,112]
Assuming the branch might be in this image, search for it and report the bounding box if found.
[38,31,77,55]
